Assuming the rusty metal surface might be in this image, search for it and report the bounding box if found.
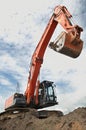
[49,31,83,58]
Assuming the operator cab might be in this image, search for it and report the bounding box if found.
[38,80,58,108]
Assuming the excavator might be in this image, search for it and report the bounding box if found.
[4,5,83,112]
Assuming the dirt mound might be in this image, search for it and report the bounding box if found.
[0,107,86,130]
[56,107,86,130]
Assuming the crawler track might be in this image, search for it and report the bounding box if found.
[0,107,30,119]
[0,107,63,120]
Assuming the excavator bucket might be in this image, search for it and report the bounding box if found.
[49,31,83,58]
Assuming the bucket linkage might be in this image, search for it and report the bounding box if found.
[49,31,83,58]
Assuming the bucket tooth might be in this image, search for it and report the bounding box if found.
[49,31,83,58]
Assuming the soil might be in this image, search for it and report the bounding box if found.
[0,107,86,130]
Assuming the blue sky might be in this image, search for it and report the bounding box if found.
[0,0,86,113]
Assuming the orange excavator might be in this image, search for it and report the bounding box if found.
[5,5,83,111]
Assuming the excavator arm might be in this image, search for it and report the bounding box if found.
[25,5,83,105]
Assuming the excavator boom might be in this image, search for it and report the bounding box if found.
[25,5,83,104]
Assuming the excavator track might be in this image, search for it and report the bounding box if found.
[0,108,63,120]
[0,107,30,120]
[0,107,48,119]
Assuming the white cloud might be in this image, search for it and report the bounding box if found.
[0,95,5,112]
[0,53,26,73]
[0,75,11,86]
